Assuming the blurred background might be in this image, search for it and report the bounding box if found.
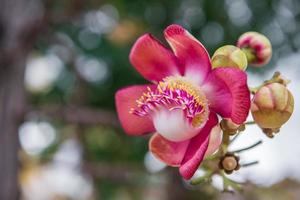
[1,0,300,199]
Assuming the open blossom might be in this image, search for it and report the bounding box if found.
[115,25,250,179]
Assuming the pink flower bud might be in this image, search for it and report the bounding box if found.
[211,45,248,70]
[237,32,272,67]
[251,83,294,130]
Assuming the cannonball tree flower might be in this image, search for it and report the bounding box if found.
[115,25,250,179]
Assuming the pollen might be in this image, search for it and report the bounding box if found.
[131,76,209,128]
[192,113,207,127]
[159,76,207,108]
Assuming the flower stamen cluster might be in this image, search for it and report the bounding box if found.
[131,76,209,128]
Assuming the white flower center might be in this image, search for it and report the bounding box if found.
[132,76,209,142]
[153,108,202,142]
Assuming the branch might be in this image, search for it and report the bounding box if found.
[83,162,146,184]
[231,140,263,153]
[27,105,120,127]
[241,161,259,167]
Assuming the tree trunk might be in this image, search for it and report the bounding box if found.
[0,52,26,200]
[0,0,43,199]
[167,170,186,200]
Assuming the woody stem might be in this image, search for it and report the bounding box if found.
[231,140,262,153]
[245,121,256,125]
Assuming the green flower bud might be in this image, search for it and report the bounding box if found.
[211,45,248,71]
[251,83,294,130]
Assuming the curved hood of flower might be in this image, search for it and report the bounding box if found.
[115,24,250,179]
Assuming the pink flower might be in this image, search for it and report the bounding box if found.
[115,25,250,179]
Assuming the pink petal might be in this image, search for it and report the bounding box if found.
[204,124,222,156]
[164,24,211,85]
[129,33,181,82]
[179,112,219,180]
[202,67,250,124]
[115,84,156,135]
[149,133,189,167]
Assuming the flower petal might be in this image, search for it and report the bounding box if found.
[164,24,211,85]
[202,67,250,124]
[149,113,220,179]
[129,33,181,82]
[115,84,156,135]
[179,112,218,180]
[149,133,189,167]
[204,124,222,156]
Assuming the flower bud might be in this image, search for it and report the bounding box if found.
[251,83,294,131]
[211,45,248,70]
[262,127,280,138]
[237,32,272,67]
[219,153,240,174]
[220,119,245,135]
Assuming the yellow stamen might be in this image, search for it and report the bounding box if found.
[160,76,209,128]
[133,76,210,128]
[192,112,206,127]
[159,76,207,108]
